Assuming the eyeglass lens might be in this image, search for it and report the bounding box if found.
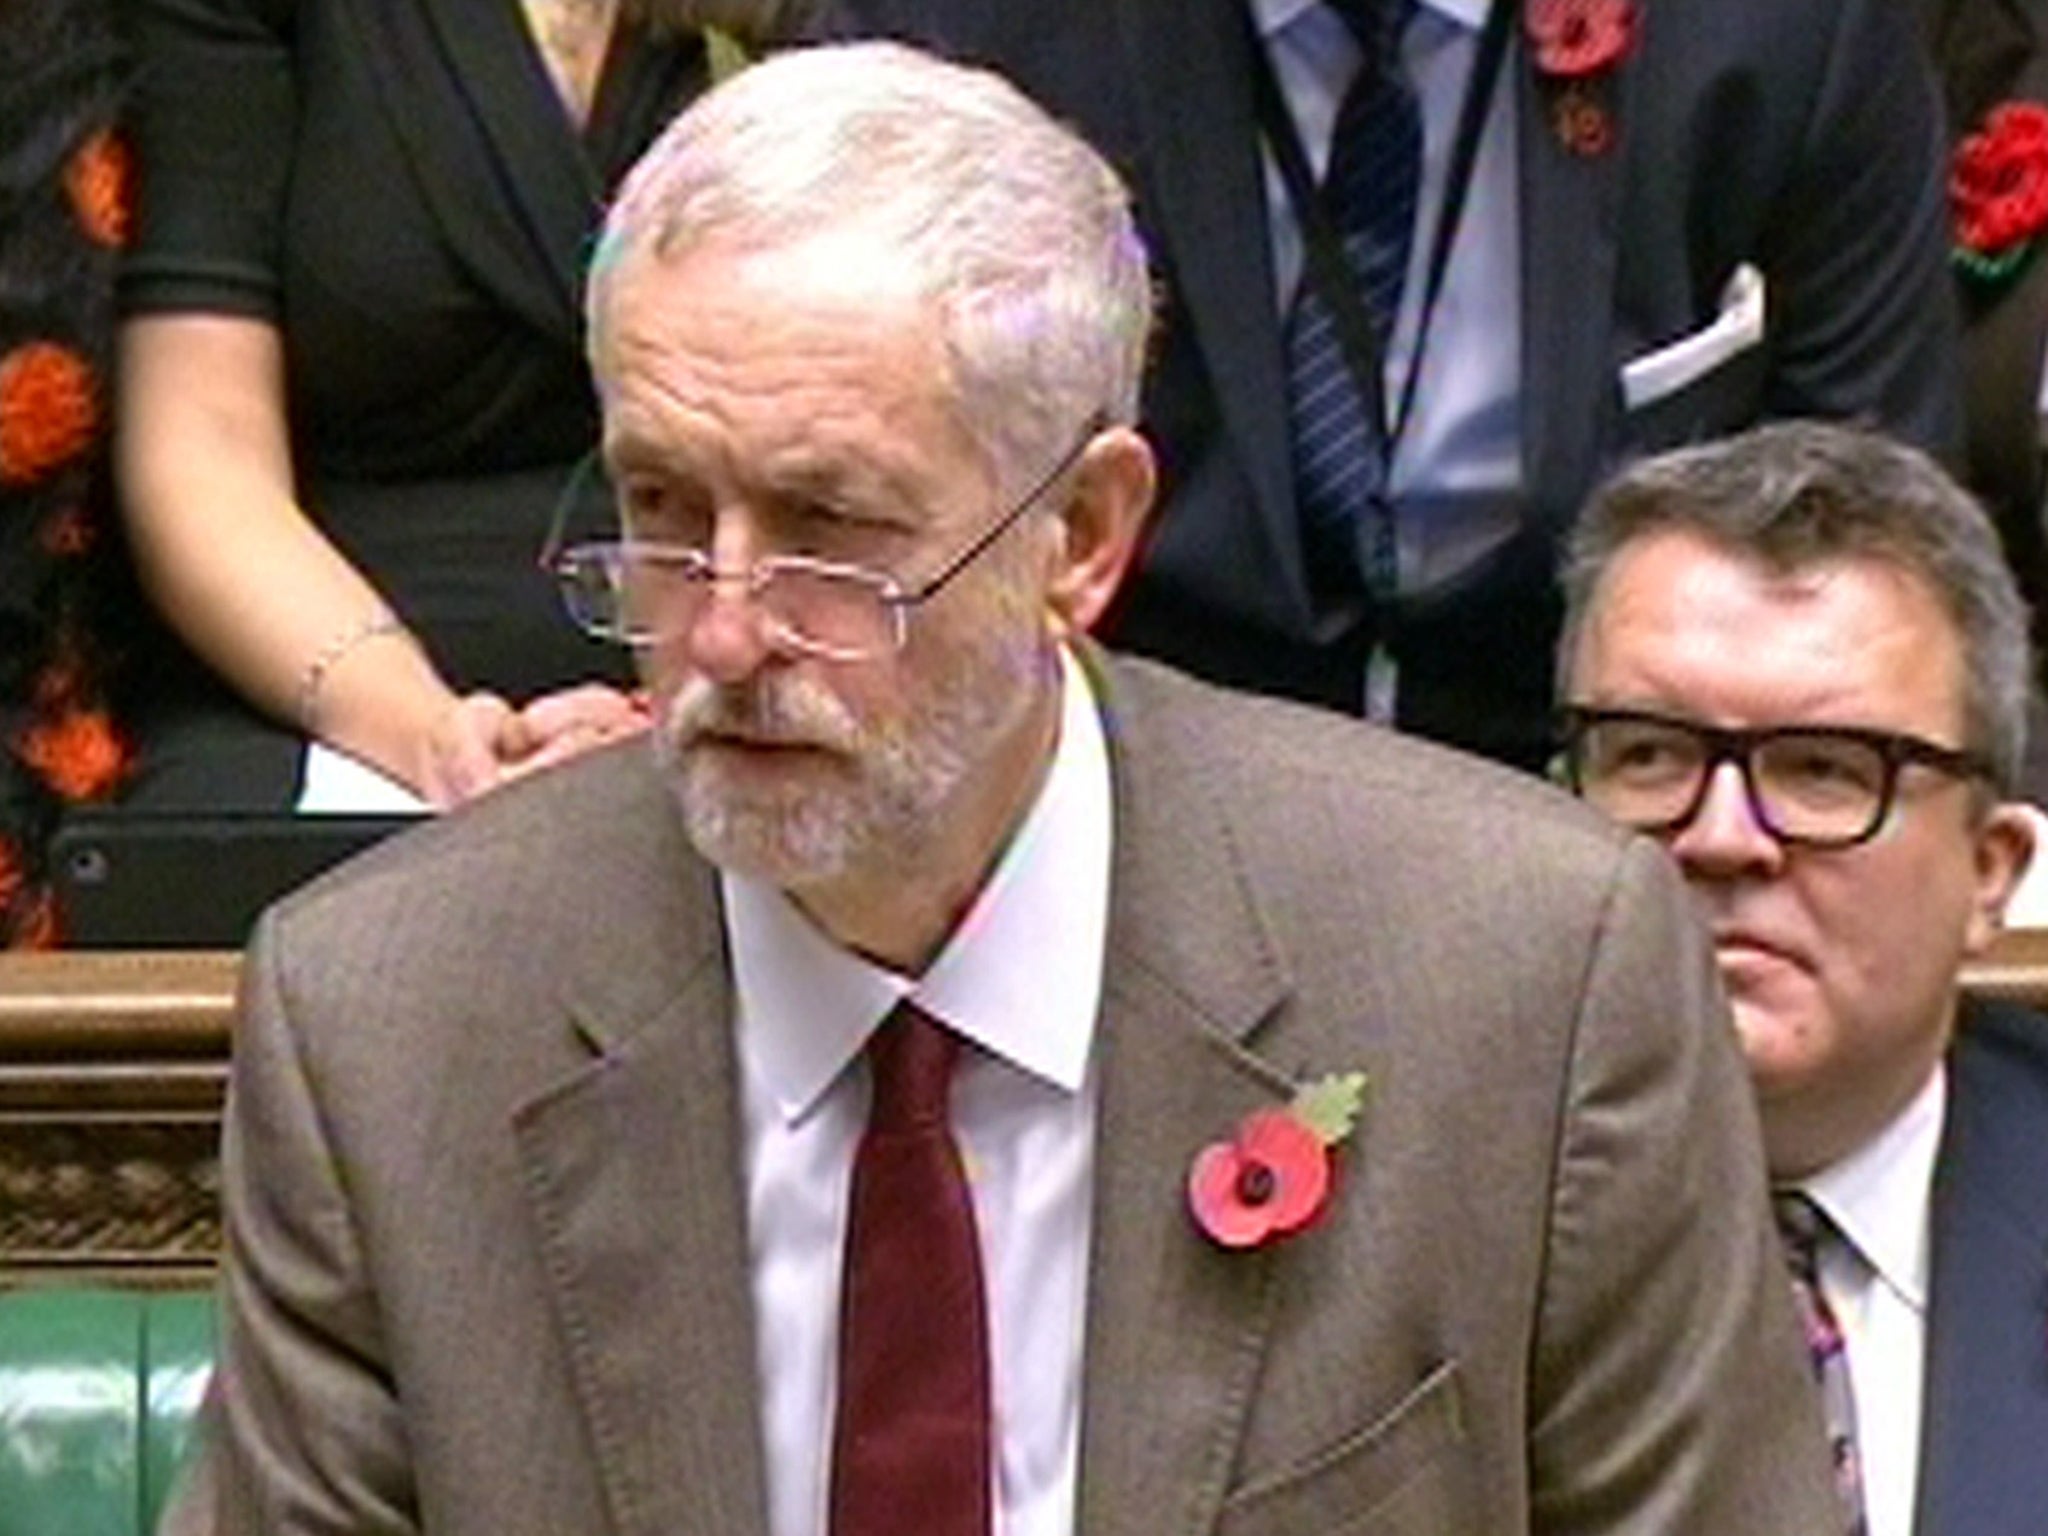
[1574,716,1894,845]
[549,418,1100,658]
[560,546,902,660]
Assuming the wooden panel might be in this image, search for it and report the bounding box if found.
[0,926,2043,1282]
[0,953,236,1283]
[1960,926,2048,1009]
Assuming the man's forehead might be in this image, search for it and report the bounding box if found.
[1581,527,1970,723]
[614,224,931,318]
[1599,527,1952,630]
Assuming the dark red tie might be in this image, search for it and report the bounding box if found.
[829,1001,992,1536]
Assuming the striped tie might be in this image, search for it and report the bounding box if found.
[1284,0,1421,603]
[1772,1192,1869,1536]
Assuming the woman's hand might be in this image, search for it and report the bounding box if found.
[418,684,652,807]
[500,683,654,780]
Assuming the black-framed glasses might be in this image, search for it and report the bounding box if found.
[541,416,1103,662]
[1558,705,1995,849]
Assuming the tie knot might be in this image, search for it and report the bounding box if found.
[1771,1190,1828,1283]
[866,1002,961,1132]
[1327,0,1416,64]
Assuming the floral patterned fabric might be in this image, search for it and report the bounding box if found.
[0,0,145,945]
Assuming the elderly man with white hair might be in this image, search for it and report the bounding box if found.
[164,42,1836,1536]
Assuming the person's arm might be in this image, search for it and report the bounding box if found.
[1527,837,1839,1533]
[115,313,520,804]
[158,913,419,1536]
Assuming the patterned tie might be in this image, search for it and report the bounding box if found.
[829,1002,991,1536]
[1284,0,1422,602]
[1772,1192,1869,1536]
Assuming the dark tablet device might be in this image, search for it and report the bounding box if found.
[49,811,417,948]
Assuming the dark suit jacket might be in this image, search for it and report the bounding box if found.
[1921,0,2048,687]
[833,0,1961,768]
[166,656,1838,1533]
[1915,995,2048,1534]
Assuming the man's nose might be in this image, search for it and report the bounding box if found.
[1667,759,1785,879]
[679,521,779,685]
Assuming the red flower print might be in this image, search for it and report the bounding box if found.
[65,127,133,249]
[0,341,99,485]
[20,707,131,801]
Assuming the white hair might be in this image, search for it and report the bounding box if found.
[588,40,1154,486]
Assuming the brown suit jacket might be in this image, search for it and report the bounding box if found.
[166,655,1837,1534]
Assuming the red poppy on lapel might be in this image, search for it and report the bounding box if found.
[1525,0,1634,157]
[1951,102,2048,289]
[1188,1072,1367,1249]
[1525,0,1632,75]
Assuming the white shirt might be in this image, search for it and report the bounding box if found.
[726,647,1112,1536]
[1797,1064,1946,1536]
[1252,0,1524,612]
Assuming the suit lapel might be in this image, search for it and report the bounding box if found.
[1119,0,1306,597]
[511,833,771,1536]
[1516,0,1629,524]
[335,0,603,340]
[1915,1000,2048,1535]
[1074,659,1305,1536]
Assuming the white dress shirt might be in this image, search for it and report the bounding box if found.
[725,647,1112,1536]
[1798,1064,1946,1536]
[1253,0,1524,620]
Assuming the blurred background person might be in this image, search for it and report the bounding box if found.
[836,0,1961,771]
[115,0,819,811]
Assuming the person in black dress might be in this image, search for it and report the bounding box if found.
[117,0,814,809]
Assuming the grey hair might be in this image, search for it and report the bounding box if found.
[1558,420,2034,792]
[587,40,1154,488]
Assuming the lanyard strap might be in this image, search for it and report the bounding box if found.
[1248,0,1514,453]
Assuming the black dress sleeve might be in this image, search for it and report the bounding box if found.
[119,0,298,319]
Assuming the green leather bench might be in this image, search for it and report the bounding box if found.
[0,1288,214,1536]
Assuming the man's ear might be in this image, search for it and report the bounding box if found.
[1964,800,2038,954]
[1044,425,1155,636]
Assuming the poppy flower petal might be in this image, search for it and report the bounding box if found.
[1188,1142,1278,1248]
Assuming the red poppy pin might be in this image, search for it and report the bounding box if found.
[1525,0,1635,157]
[1187,1071,1367,1249]
[1950,102,2048,291]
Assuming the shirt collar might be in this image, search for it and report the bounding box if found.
[726,646,1113,1125]
[1253,0,1488,41]
[1800,1062,1946,1315]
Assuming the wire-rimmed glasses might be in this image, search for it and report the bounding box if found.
[542,417,1102,663]
[1558,705,1994,849]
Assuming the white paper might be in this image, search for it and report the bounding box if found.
[295,742,431,816]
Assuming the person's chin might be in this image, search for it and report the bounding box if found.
[1724,983,1833,1097]
[678,779,856,885]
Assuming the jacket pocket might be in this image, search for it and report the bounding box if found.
[1617,264,1768,449]
[1214,1359,1467,1536]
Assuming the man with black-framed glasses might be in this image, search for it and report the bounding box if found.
[1559,419,2048,1536]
